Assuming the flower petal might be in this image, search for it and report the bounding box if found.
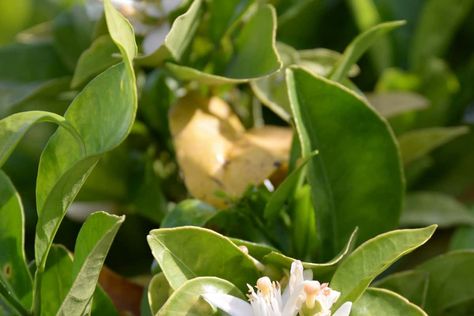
[333,302,352,316]
[202,293,253,316]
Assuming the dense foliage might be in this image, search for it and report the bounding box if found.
[0,0,474,315]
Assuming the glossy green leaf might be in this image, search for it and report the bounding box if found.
[351,288,427,316]
[410,0,474,69]
[157,277,244,316]
[0,171,32,310]
[263,151,316,221]
[147,226,260,292]
[367,92,429,119]
[0,111,83,169]
[208,0,252,44]
[263,228,358,281]
[398,126,469,165]
[286,67,404,258]
[71,35,120,88]
[57,212,124,316]
[40,245,73,316]
[34,0,137,271]
[329,21,405,82]
[137,0,203,66]
[415,251,474,315]
[401,192,474,228]
[375,270,429,308]
[148,273,172,316]
[161,199,217,228]
[330,225,436,308]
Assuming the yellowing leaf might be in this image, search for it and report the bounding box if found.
[170,94,292,207]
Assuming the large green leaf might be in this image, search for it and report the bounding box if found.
[71,35,119,88]
[286,67,404,258]
[57,212,124,316]
[329,21,405,82]
[398,126,469,165]
[147,226,260,292]
[34,0,137,270]
[401,192,474,228]
[157,277,244,315]
[0,111,83,169]
[330,225,436,308]
[351,288,427,316]
[0,171,32,310]
[410,0,474,69]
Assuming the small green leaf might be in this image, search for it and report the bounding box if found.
[329,21,405,82]
[263,228,358,281]
[157,277,244,316]
[148,273,172,316]
[351,288,428,316]
[71,35,120,88]
[40,245,73,316]
[330,225,436,308]
[161,199,217,228]
[57,212,124,316]
[286,67,404,258]
[401,192,474,228]
[0,111,83,169]
[147,226,260,292]
[0,171,32,308]
[137,0,203,66]
[263,151,317,221]
[398,126,469,165]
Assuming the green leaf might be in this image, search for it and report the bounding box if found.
[398,126,469,165]
[375,270,429,308]
[351,288,428,316]
[161,199,217,228]
[147,226,260,292]
[34,0,137,270]
[330,225,436,309]
[410,0,474,69]
[450,226,474,251]
[157,277,244,315]
[40,245,73,316]
[329,21,405,82]
[401,192,474,228]
[286,67,404,258]
[263,228,358,281]
[263,151,316,221]
[147,273,172,316]
[90,286,118,316]
[167,4,282,83]
[208,0,252,44]
[57,212,124,316]
[366,92,429,119]
[228,238,276,262]
[71,35,120,88]
[136,0,203,66]
[0,171,32,309]
[0,111,83,169]
[414,251,474,315]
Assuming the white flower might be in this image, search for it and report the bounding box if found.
[203,260,352,316]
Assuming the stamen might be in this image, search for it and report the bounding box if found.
[256,277,272,296]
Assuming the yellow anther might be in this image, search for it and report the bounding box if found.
[256,277,272,296]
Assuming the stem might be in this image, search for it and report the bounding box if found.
[0,279,30,316]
